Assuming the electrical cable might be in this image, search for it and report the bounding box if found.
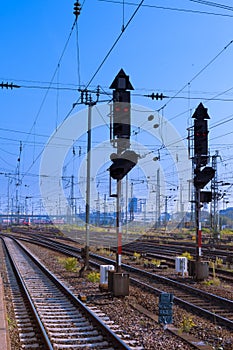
[188,0,233,12]
[210,114,233,130]
[75,21,81,88]
[19,16,79,186]
[98,0,233,17]
[69,0,145,116]
[4,2,233,207]
[157,39,233,114]
[25,19,78,143]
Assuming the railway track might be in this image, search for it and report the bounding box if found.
[9,233,233,331]
[123,240,233,264]
[88,254,233,329]
[5,233,233,324]
[1,236,139,350]
[21,231,233,285]
[120,245,233,284]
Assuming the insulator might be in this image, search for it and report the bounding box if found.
[73,1,81,17]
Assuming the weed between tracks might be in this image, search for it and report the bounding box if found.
[57,257,79,272]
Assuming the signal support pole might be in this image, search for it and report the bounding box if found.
[195,172,202,262]
[109,69,134,274]
[116,179,122,272]
[109,69,136,296]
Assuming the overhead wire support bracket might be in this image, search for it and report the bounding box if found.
[73,86,105,108]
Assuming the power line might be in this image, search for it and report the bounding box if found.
[98,0,233,17]
[19,11,81,183]
[188,0,233,12]
[210,113,233,130]
[69,0,145,118]
[3,81,233,103]
[157,39,233,113]
[87,0,145,88]
[25,18,78,141]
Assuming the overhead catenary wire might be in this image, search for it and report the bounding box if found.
[2,2,233,208]
[19,5,83,182]
[156,39,233,114]
[98,0,233,17]
[69,0,145,117]
[17,2,84,186]
[25,18,78,144]
[188,0,233,12]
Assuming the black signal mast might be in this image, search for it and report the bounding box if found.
[109,69,138,274]
[192,103,215,279]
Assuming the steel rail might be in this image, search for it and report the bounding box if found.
[7,234,233,330]
[1,237,53,350]
[2,236,132,350]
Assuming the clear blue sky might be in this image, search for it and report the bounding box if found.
[1,0,233,217]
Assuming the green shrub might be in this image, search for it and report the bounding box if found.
[202,278,220,287]
[133,252,141,260]
[58,257,78,272]
[179,315,196,333]
[181,251,193,260]
[87,271,100,283]
[151,259,161,267]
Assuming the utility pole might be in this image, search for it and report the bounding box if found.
[129,182,134,221]
[1,80,21,222]
[103,194,107,225]
[96,192,100,226]
[164,196,168,229]
[70,174,74,223]
[78,88,100,273]
[125,175,129,238]
[156,169,161,228]
[70,146,76,224]
[211,151,220,239]
[7,177,12,226]
[16,142,22,224]
[179,181,184,228]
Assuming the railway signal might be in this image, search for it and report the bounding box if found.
[194,166,215,189]
[108,70,135,294]
[192,102,210,166]
[110,68,134,151]
[194,119,208,162]
[200,191,212,203]
[192,103,215,280]
[109,150,138,180]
